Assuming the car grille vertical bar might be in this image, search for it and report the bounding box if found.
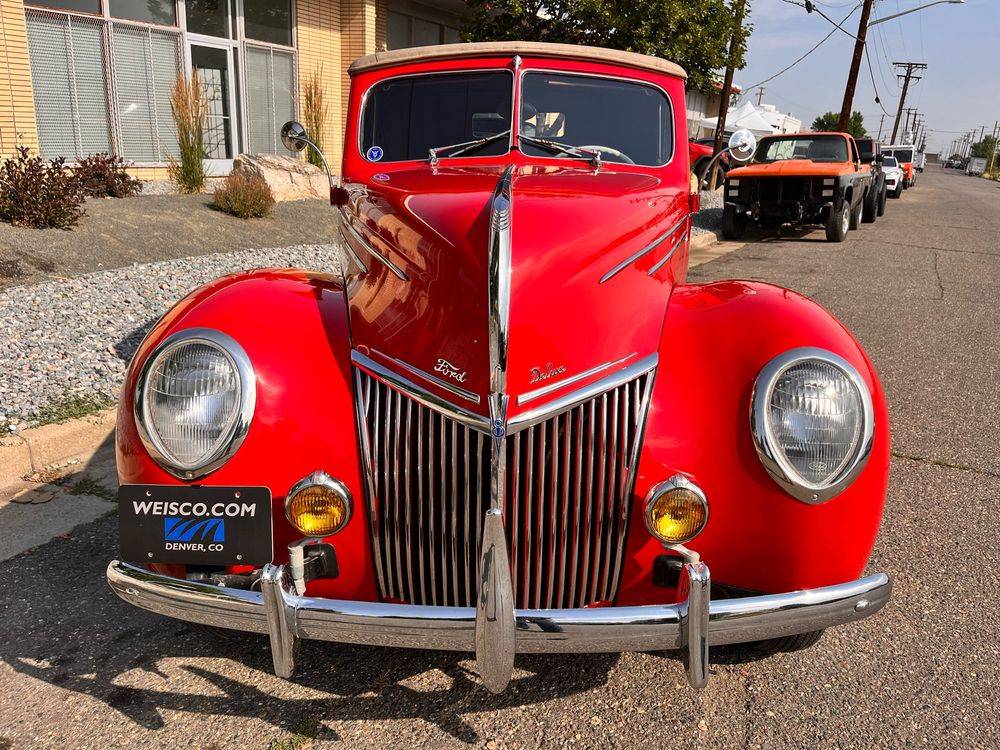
[356,366,653,609]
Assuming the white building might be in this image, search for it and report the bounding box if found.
[757,104,802,134]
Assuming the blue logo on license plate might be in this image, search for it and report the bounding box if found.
[164,517,225,543]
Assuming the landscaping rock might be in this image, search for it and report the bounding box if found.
[232,154,330,201]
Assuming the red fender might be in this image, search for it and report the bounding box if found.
[616,280,890,605]
[116,269,379,601]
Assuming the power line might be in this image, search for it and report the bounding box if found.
[739,3,862,95]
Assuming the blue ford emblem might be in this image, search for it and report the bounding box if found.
[366,146,384,162]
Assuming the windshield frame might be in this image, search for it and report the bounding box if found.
[357,67,517,165]
[516,67,676,168]
[752,134,850,164]
[355,64,676,168]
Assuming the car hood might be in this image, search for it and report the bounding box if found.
[728,160,857,178]
[338,163,687,418]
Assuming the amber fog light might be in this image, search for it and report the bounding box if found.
[286,471,352,537]
[645,476,708,545]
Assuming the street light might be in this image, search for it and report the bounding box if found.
[869,0,964,26]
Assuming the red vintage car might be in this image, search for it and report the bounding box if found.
[107,42,892,693]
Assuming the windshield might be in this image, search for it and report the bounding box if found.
[754,135,849,163]
[886,148,914,162]
[883,156,898,167]
[360,71,513,162]
[519,72,673,165]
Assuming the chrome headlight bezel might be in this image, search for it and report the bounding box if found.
[751,347,874,504]
[134,328,256,480]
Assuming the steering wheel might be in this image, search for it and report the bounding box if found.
[576,145,635,164]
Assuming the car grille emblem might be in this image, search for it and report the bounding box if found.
[529,363,567,384]
[434,358,468,384]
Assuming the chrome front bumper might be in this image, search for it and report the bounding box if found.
[107,516,891,692]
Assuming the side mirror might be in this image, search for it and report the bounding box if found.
[727,128,757,163]
[875,153,885,164]
[281,121,309,153]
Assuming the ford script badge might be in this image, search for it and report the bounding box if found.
[434,358,468,383]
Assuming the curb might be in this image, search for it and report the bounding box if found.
[0,408,116,488]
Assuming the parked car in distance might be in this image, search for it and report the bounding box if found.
[882,155,905,198]
[723,131,874,242]
[966,157,987,176]
[883,144,917,188]
[689,138,729,188]
[106,42,893,695]
[855,138,888,219]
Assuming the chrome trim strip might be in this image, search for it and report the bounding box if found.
[509,353,658,433]
[489,165,514,401]
[108,560,891,663]
[599,213,688,284]
[354,370,387,596]
[682,561,711,689]
[341,213,409,281]
[750,347,875,504]
[370,348,481,404]
[647,232,686,276]
[516,353,637,405]
[475,508,516,693]
[133,327,256,481]
[337,215,369,273]
[352,350,491,433]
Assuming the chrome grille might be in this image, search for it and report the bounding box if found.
[356,367,653,609]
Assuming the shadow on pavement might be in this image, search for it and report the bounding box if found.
[0,513,620,744]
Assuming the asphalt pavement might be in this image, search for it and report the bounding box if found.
[1,166,997,749]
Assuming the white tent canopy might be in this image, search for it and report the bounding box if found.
[699,101,776,137]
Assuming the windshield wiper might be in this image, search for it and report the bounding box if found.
[518,134,601,167]
[428,129,511,165]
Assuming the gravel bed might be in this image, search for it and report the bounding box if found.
[691,189,723,237]
[0,244,339,431]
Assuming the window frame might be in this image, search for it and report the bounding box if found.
[23,0,297,166]
[516,68,677,169]
[357,68,516,165]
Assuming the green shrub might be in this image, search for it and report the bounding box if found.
[212,171,275,219]
[75,153,143,198]
[302,67,329,170]
[168,70,207,193]
[0,146,86,229]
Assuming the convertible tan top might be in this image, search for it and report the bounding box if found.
[348,41,687,80]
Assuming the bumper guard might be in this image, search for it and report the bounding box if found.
[107,511,891,692]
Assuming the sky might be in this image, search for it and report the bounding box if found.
[735,0,1000,154]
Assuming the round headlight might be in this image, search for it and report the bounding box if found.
[286,472,352,537]
[135,328,255,479]
[751,347,874,504]
[645,476,709,545]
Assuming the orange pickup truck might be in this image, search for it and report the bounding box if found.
[722,132,874,242]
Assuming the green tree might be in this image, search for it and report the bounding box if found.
[462,1,753,93]
[811,111,866,138]
[970,135,997,159]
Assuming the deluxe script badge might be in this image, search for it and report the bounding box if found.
[529,363,567,384]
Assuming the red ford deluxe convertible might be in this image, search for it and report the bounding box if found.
[108,42,892,693]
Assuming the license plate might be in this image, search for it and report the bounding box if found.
[118,485,272,566]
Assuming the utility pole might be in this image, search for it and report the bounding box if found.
[890,62,927,143]
[756,86,765,106]
[877,113,886,140]
[988,122,1000,174]
[838,0,876,132]
[709,0,747,189]
[903,108,918,140]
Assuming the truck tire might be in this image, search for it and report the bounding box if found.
[825,200,850,242]
[877,185,887,216]
[892,184,903,199]
[862,186,878,223]
[849,197,863,230]
[722,204,748,240]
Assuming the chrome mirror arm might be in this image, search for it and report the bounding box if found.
[293,135,337,200]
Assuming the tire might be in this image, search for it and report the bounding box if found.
[849,197,863,230]
[862,186,878,223]
[825,200,850,242]
[722,204,748,240]
[877,185,887,216]
[892,185,903,199]
[744,630,824,655]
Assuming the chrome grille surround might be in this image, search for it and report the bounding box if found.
[354,353,657,609]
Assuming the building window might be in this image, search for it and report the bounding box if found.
[186,0,230,38]
[245,45,295,155]
[29,0,101,14]
[387,10,460,50]
[108,0,176,26]
[244,0,291,46]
